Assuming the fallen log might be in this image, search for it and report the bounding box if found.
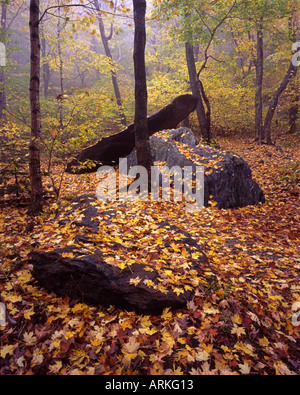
[66,94,198,174]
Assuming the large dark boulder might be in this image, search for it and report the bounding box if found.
[66,94,198,174]
[31,194,213,314]
[127,128,265,209]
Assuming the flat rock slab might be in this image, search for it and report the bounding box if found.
[31,195,214,314]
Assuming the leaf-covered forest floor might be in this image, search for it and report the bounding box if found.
[1,136,299,375]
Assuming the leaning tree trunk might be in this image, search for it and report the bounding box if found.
[66,94,198,174]
[132,0,153,175]
[254,20,264,144]
[0,2,7,122]
[264,61,298,144]
[28,0,43,215]
[93,0,127,127]
[185,42,209,142]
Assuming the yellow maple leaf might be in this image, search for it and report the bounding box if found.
[122,337,140,367]
[203,303,219,315]
[90,338,103,348]
[145,327,158,336]
[64,330,75,340]
[155,237,163,245]
[70,349,89,366]
[161,307,172,320]
[32,350,44,366]
[234,341,256,357]
[49,360,63,374]
[122,337,140,354]
[117,261,127,270]
[62,252,74,258]
[259,337,269,347]
[173,287,184,296]
[232,313,242,325]
[144,279,155,288]
[23,332,37,344]
[24,309,35,320]
[120,319,133,330]
[170,242,181,252]
[0,344,14,359]
[72,303,87,314]
[140,315,151,327]
[18,270,32,284]
[239,362,251,375]
[231,324,246,338]
[129,276,142,286]
[195,349,210,362]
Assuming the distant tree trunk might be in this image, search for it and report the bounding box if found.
[288,89,299,135]
[264,61,298,144]
[93,0,127,127]
[133,0,153,176]
[28,0,43,215]
[40,24,50,97]
[0,2,7,122]
[254,19,264,144]
[198,78,211,142]
[288,15,299,135]
[185,42,210,142]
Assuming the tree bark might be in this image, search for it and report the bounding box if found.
[57,0,64,130]
[0,2,7,122]
[133,0,153,175]
[28,0,43,215]
[264,61,298,144]
[254,20,264,144]
[288,14,299,135]
[93,0,127,127]
[40,23,50,98]
[185,42,209,142]
[288,89,299,135]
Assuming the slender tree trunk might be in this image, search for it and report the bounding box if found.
[288,89,299,135]
[40,24,50,97]
[28,0,43,215]
[132,0,153,175]
[0,2,7,122]
[57,0,64,130]
[288,14,299,135]
[254,20,264,143]
[198,78,211,142]
[185,42,209,142]
[264,61,298,144]
[93,0,127,126]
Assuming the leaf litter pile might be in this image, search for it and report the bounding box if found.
[0,137,299,375]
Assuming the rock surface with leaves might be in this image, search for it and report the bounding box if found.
[127,128,265,208]
[31,194,212,314]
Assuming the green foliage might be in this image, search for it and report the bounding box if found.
[276,161,300,188]
[0,122,30,200]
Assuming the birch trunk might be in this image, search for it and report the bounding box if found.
[28,0,43,215]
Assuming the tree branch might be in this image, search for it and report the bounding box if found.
[197,0,237,76]
[39,1,95,24]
